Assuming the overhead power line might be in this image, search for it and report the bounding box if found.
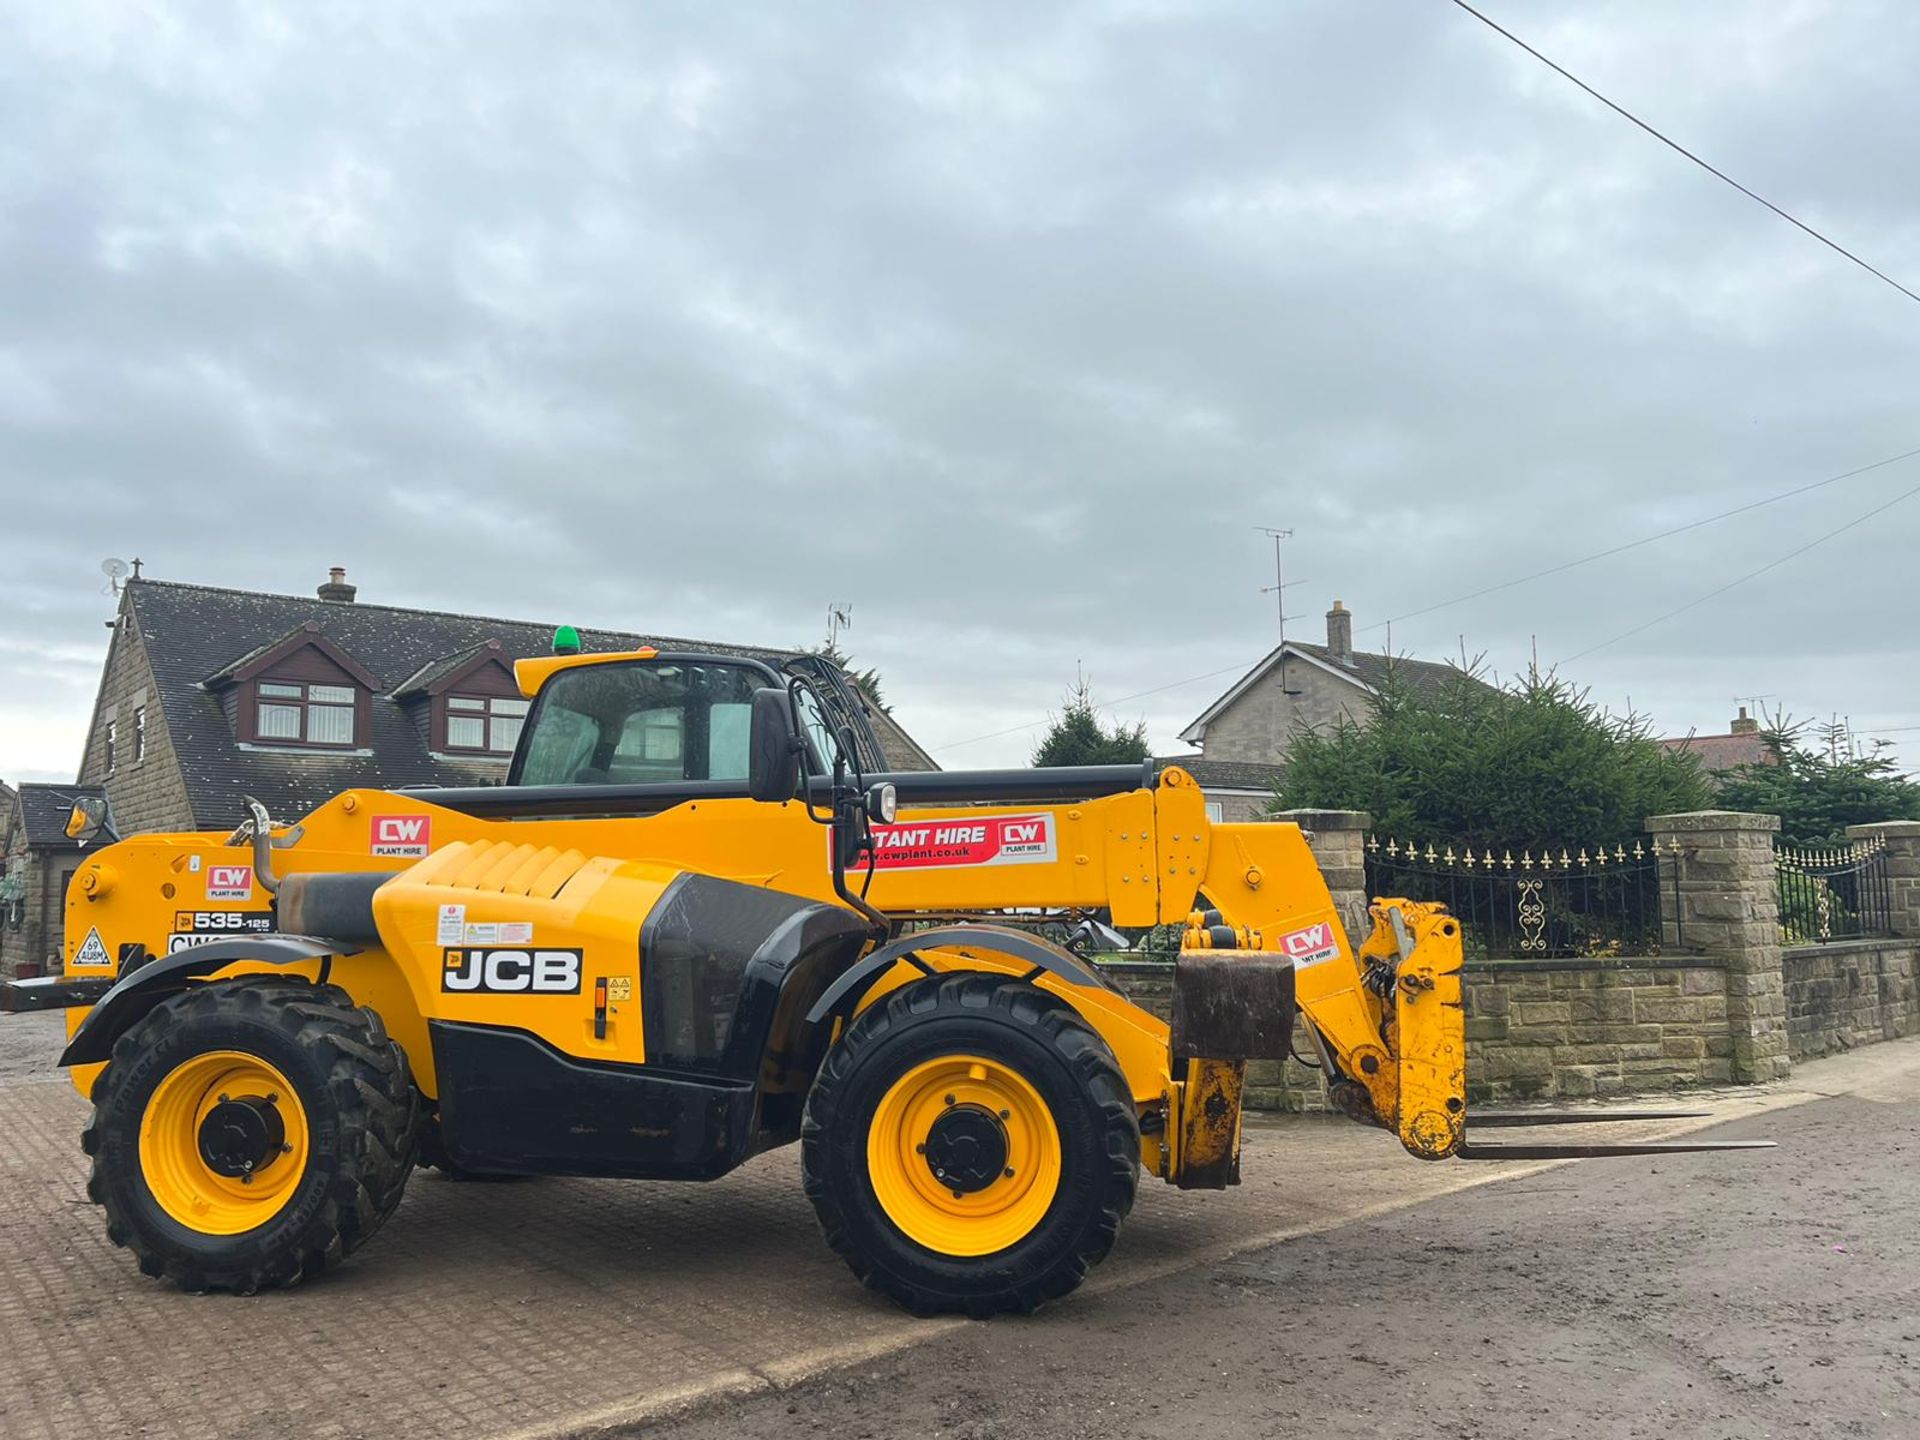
[937,448,1920,752]
[1559,474,1920,662]
[937,439,1920,755]
[1361,443,1920,634]
[1447,0,1920,306]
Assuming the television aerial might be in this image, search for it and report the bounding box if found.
[825,602,853,652]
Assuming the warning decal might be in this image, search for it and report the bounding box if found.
[858,813,1058,871]
[72,927,113,969]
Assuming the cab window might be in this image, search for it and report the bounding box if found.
[795,686,839,775]
[514,662,767,786]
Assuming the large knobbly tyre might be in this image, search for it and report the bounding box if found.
[82,978,420,1293]
[802,974,1139,1317]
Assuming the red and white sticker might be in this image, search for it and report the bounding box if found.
[372,814,432,858]
[207,865,254,902]
[858,813,1057,871]
[1280,921,1341,967]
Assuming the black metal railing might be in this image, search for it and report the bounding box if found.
[1364,836,1678,959]
[1775,838,1892,943]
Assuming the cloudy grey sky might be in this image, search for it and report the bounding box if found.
[3,0,1917,786]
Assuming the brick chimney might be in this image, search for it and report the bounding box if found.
[1326,599,1353,665]
[317,567,357,603]
[1730,705,1759,735]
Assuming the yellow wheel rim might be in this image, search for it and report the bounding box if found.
[867,1053,1062,1257]
[137,1051,310,1235]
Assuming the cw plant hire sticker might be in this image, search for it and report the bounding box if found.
[371,814,431,858]
[1281,921,1342,967]
[858,813,1058,871]
[206,864,253,902]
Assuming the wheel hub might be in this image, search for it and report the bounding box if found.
[197,1095,287,1178]
[922,1104,1009,1194]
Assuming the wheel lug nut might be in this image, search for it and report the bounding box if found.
[266,1092,278,1105]
[915,1143,926,1154]
[999,1109,1010,1120]
[944,1094,955,1106]
[218,1094,230,1104]
[1004,1167,1015,1178]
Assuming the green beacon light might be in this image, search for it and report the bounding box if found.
[551,624,582,656]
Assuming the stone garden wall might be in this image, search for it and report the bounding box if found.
[1107,809,1920,1110]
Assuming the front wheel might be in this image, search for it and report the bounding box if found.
[82,978,420,1293]
[802,974,1139,1316]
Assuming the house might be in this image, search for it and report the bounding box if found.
[1,569,937,977]
[1659,706,1778,775]
[0,781,108,977]
[1152,756,1288,824]
[1179,600,1478,766]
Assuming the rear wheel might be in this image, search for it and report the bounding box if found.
[82,978,420,1292]
[802,974,1139,1316]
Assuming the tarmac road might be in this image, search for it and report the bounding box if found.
[630,1059,1920,1440]
[3,1009,1915,1440]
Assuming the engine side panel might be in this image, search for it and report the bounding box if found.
[428,1021,759,1180]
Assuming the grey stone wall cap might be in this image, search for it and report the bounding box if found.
[1845,820,1920,839]
[1782,936,1915,959]
[1272,809,1371,830]
[1645,810,1781,833]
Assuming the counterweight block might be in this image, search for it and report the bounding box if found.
[1170,950,1298,1062]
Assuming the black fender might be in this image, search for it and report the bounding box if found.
[805,924,1118,1026]
[59,934,353,1067]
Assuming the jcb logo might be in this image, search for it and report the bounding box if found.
[442,948,583,994]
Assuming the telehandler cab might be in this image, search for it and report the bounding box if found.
[3,644,1768,1315]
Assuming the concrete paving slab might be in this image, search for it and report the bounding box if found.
[1,1006,1910,1440]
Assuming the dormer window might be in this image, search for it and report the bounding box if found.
[257,682,357,747]
[445,694,528,754]
[205,621,381,750]
[390,639,528,761]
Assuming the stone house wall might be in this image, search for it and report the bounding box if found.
[1205,790,1275,824]
[6,603,203,977]
[77,601,197,836]
[0,841,85,979]
[1198,658,1368,765]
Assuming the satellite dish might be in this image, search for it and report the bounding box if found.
[101,558,130,596]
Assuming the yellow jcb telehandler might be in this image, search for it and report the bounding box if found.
[2,644,1767,1315]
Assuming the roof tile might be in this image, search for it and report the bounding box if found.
[126,580,934,826]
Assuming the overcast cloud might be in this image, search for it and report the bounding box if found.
[2,0,1917,786]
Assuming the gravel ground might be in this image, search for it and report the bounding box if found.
[0,1009,65,1082]
[629,1092,1918,1440]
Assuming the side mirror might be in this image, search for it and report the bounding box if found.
[65,796,113,844]
[747,688,802,803]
